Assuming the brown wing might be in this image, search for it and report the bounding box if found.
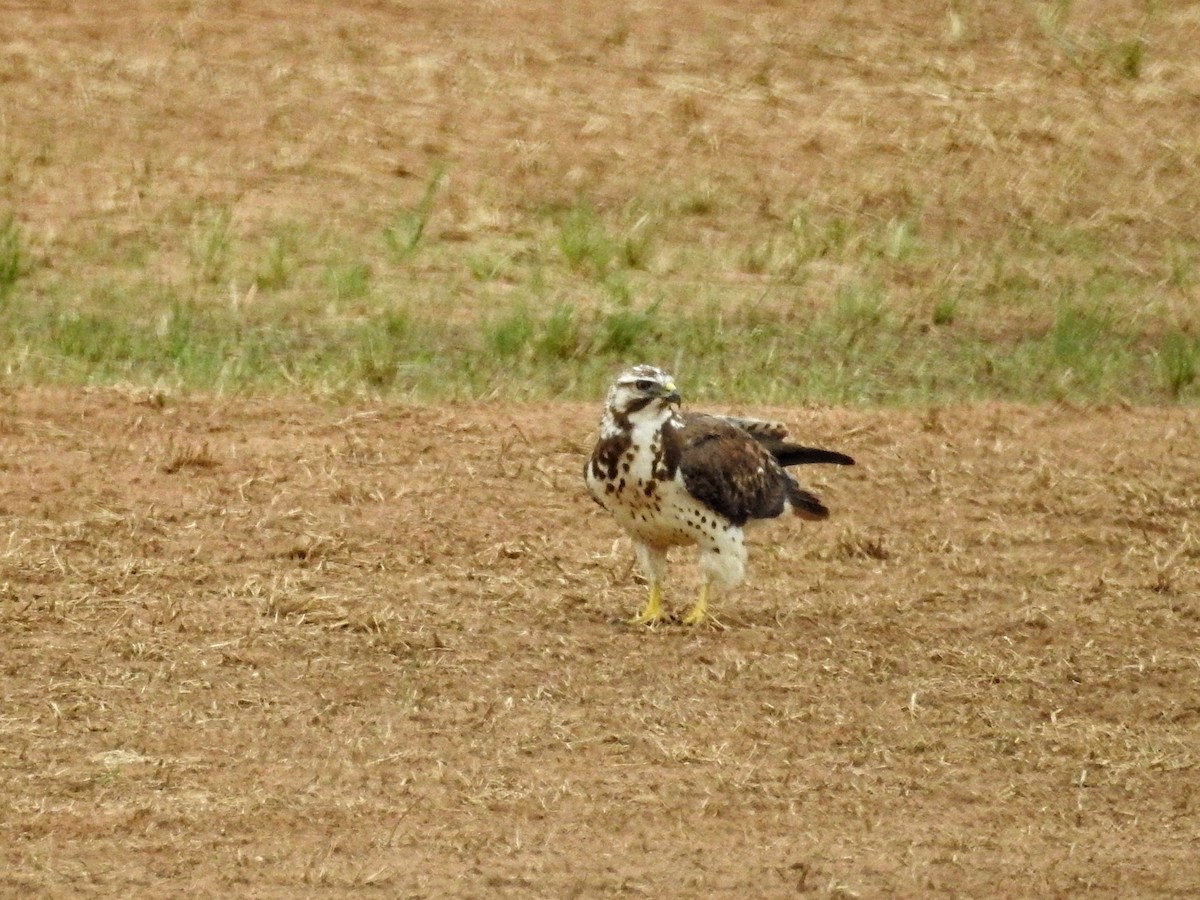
[674,415,792,526]
[703,414,855,467]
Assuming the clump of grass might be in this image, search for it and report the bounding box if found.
[485,306,533,360]
[832,283,889,347]
[1158,330,1198,399]
[1113,35,1147,80]
[384,164,446,262]
[677,183,718,217]
[188,206,234,284]
[790,210,854,263]
[931,289,959,327]
[740,237,789,277]
[597,297,660,354]
[349,310,411,388]
[255,226,300,291]
[1048,302,1114,367]
[326,258,372,302]
[466,251,511,282]
[0,213,22,300]
[535,303,581,361]
[558,201,615,278]
[620,215,655,270]
[880,218,922,263]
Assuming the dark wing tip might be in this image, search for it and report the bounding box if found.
[788,486,830,520]
[775,446,855,467]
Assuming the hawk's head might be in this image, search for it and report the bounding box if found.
[604,365,682,429]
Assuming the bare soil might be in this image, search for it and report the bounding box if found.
[2,388,1198,897]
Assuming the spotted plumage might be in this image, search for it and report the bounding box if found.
[584,365,854,625]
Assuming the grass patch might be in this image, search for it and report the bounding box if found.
[1,274,1194,405]
[1159,331,1199,399]
[4,174,1197,407]
[383,164,446,263]
[188,206,234,285]
[558,201,616,278]
[0,213,23,301]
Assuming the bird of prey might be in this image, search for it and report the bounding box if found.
[584,364,854,625]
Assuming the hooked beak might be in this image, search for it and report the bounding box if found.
[661,382,681,405]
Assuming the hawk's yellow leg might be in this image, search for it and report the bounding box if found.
[682,582,709,626]
[630,582,668,625]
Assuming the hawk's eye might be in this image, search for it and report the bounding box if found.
[634,379,655,392]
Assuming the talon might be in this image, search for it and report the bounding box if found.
[629,582,667,626]
[681,583,710,626]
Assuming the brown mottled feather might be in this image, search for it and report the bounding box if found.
[698,414,856,467]
[667,413,852,525]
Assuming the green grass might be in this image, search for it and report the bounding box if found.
[383,164,446,263]
[2,189,1197,405]
[0,213,23,301]
[1,270,1196,405]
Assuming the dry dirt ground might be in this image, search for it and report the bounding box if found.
[7,0,1200,304]
[2,389,1198,897]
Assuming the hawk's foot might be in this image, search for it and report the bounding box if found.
[681,584,709,626]
[629,583,667,626]
[629,607,670,626]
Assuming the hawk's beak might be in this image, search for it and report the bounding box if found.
[662,382,681,405]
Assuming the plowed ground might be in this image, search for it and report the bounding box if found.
[2,390,1198,897]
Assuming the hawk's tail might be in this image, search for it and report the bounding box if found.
[786,481,830,521]
[774,445,855,468]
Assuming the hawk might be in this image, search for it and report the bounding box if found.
[584,365,854,625]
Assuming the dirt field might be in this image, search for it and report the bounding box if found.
[7,0,1200,310]
[2,389,1198,897]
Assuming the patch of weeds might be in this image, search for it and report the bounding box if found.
[597,297,660,355]
[343,307,429,390]
[0,213,23,300]
[879,217,922,263]
[558,201,614,277]
[158,300,200,365]
[466,251,511,282]
[832,283,889,347]
[602,272,635,306]
[1030,0,1080,62]
[620,215,655,270]
[1048,302,1113,364]
[740,237,789,276]
[669,304,732,358]
[677,182,718,217]
[931,289,960,327]
[485,304,536,359]
[481,302,586,363]
[383,163,446,262]
[51,308,137,365]
[255,226,300,291]
[1112,35,1147,80]
[534,303,581,361]
[378,308,412,343]
[188,206,234,284]
[1158,330,1198,399]
[326,259,372,302]
[791,210,855,262]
